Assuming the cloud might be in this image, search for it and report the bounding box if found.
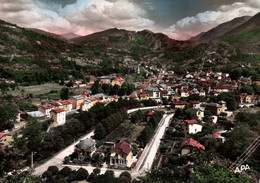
[166,0,260,40]
[0,0,154,35]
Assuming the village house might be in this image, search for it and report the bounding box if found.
[143,87,161,101]
[26,111,46,121]
[59,100,73,112]
[205,101,226,115]
[112,77,125,87]
[110,141,133,168]
[99,76,111,84]
[128,92,139,101]
[39,105,54,118]
[50,108,66,126]
[147,111,154,121]
[75,138,96,161]
[181,138,205,155]
[17,110,21,122]
[140,94,150,101]
[171,101,186,109]
[181,120,203,134]
[70,95,85,110]
[80,100,93,112]
[186,106,204,121]
[136,85,149,95]
[237,93,255,104]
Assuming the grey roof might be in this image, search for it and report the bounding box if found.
[73,95,84,100]
[99,76,111,79]
[27,111,45,118]
[144,87,160,92]
[206,103,221,108]
[76,138,96,152]
[90,93,106,98]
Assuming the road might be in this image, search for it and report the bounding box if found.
[33,131,94,176]
[127,105,170,114]
[135,114,174,173]
[33,109,174,179]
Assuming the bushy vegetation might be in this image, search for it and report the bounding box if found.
[229,53,260,63]
[0,68,68,85]
[220,27,260,44]
[138,111,164,147]
[130,35,146,46]
[164,44,202,63]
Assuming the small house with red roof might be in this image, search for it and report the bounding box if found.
[181,138,205,155]
[128,92,139,101]
[50,108,66,126]
[17,110,21,122]
[59,100,73,112]
[39,105,54,118]
[112,77,125,87]
[171,101,186,109]
[110,141,133,168]
[147,111,155,121]
[181,120,203,134]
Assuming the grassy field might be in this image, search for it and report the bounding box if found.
[103,120,145,143]
[9,83,64,97]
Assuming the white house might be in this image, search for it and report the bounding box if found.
[182,120,203,134]
[39,105,54,118]
[50,108,66,126]
[80,100,93,112]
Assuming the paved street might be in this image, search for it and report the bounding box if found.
[33,131,94,176]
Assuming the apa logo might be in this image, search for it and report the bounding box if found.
[234,164,250,173]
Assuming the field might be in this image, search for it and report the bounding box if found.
[9,83,64,97]
[103,120,145,143]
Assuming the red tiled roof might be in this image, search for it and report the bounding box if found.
[212,132,221,138]
[189,101,199,104]
[42,105,54,110]
[137,85,148,89]
[88,83,94,86]
[51,102,61,107]
[60,100,72,105]
[0,133,5,139]
[90,98,97,101]
[53,108,65,113]
[128,93,138,98]
[181,138,205,150]
[114,78,124,81]
[184,119,197,124]
[112,142,132,155]
[171,101,186,105]
[140,94,147,97]
[147,111,155,116]
[239,93,247,98]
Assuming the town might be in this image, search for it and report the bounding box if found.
[1,62,260,182]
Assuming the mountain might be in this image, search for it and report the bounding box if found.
[220,12,260,54]
[61,33,80,40]
[191,16,251,43]
[28,28,66,41]
[71,28,197,51]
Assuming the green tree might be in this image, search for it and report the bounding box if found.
[120,171,131,179]
[60,88,69,100]
[0,105,17,131]
[76,168,89,180]
[60,166,72,177]
[22,117,44,152]
[47,166,59,175]
[93,168,101,175]
[94,125,106,140]
[194,164,253,183]
[240,85,254,95]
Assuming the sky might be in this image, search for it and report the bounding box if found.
[0,0,260,40]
